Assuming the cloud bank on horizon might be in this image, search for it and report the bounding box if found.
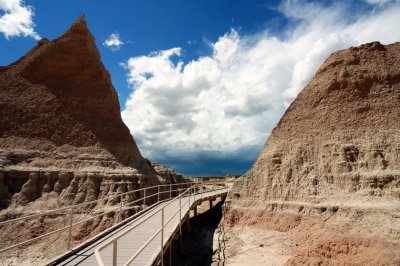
[0,0,40,40]
[121,0,400,175]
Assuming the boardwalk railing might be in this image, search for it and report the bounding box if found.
[93,182,229,266]
[0,180,225,256]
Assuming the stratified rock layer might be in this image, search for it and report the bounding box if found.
[232,41,400,203]
[227,42,400,264]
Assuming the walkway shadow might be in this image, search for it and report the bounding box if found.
[173,199,224,266]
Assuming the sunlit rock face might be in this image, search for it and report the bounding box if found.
[232,41,400,204]
[226,41,400,265]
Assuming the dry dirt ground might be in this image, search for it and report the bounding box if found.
[173,197,399,266]
[215,226,293,266]
[214,205,400,266]
[174,200,292,266]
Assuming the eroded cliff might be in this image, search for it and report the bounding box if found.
[225,42,400,265]
[0,15,187,264]
[0,14,147,172]
[0,15,165,212]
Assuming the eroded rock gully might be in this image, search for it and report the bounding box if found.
[225,42,400,265]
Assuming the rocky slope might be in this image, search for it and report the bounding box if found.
[0,15,186,264]
[151,161,187,184]
[226,41,400,264]
[0,14,146,172]
[0,14,163,212]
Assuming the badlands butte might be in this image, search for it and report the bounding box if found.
[0,15,185,264]
[0,14,399,265]
[224,41,400,265]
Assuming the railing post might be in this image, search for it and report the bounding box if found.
[179,196,182,226]
[169,184,172,199]
[143,188,146,206]
[120,194,123,213]
[161,208,164,266]
[112,241,117,266]
[179,195,182,251]
[158,185,160,202]
[67,208,73,250]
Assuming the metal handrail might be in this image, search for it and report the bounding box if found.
[0,181,195,227]
[94,186,194,262]
[0,188,140,226]
[94,181,229,266]
[0,179,224,227]
[0,181,195,253]
[125,226,163,266]
[0,180,228,258]
[0,196,144,253]
[93,188,194,266]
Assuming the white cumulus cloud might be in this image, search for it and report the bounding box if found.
[362,0,392,5]
[121,0,400,164]
[0,0,40,40]
[103,32,124,51]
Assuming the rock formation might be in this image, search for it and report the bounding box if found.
[0,14,166,212]
[226,42,400,264]
[0,14,188,265]
[0,14,146,172]
[151,161,187,184]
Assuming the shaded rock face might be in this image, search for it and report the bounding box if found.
[0,14,144,170]
[0,15,190,265]
[150,161,187,184]
[232,41,400,203]
[0,15,167,211]
[0,170,148,211]
[0,162,186,211]
[227,42,400,264]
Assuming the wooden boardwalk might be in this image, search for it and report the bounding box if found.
[56,188,229,266]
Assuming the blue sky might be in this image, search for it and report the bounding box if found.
[1,0,400,176]
[0,0,284,106]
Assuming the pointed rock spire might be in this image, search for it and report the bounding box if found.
[76,13,87,26]
[0,15,148,171]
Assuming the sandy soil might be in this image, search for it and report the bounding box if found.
[171,196,277,266]
[218,204,400,266]
[215,226,292,266]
